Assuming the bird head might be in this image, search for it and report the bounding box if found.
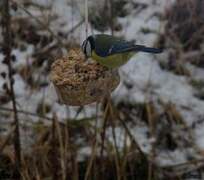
[81,35,95,58]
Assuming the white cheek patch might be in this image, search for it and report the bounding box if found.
[86,41,92,57]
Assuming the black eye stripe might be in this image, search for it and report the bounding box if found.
[87,36,94,50]
[82,40,87,53]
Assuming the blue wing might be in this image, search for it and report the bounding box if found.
[94,34,134,57]
[95,41,135,57]
[108,41,136,55]
[94,34,162,57]
[111,44,163,54]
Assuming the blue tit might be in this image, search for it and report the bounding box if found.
[81,34,163,68]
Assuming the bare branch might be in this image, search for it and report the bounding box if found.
[2,0,21,178]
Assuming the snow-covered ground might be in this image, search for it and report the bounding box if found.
[0,0,204,172]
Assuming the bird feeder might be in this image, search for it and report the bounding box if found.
[50,48,120,106]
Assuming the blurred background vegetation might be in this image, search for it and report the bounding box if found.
[0,0,204,179]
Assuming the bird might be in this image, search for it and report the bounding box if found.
[81,34,163,68]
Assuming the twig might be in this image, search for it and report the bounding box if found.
[2,0,21,178]
[55,116,66,180]
[13,1,66,50]
[51,114,58,180]
[0,106,98,126]
[84,138,97,180]
[146,103,156,180]
[163,158,204,169]
[0,126,15,153]
[98,97,111,179]
[84,103,99,180]
[100,98,110,157]
[0,106,53,121]
[118,116,145,157]
[109,103,121,180]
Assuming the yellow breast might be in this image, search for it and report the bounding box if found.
[92,51,134,68]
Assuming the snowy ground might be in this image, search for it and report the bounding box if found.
[0,0,204,172]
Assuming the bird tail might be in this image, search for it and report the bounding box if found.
[133,45,163,54]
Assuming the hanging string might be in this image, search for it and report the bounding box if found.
[71,0,74,47]
[85,0,88,38]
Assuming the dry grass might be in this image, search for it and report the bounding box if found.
[158,0,204,76]
[0,0,204,179]
[0,97,203,179]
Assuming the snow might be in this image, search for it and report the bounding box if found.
[12,45,34,66]
[13,74,27,95]
[131,126,152,153]
[156,149,190,166]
